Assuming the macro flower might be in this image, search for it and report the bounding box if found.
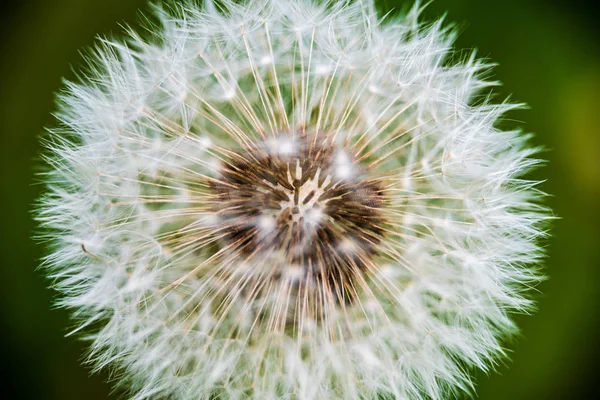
[37,0,549,399]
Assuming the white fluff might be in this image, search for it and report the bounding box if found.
[36,1,550,399]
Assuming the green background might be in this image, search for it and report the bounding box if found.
[1,0,598,398]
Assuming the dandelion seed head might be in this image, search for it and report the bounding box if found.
[37,1,550,399]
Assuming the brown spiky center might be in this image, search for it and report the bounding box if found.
[210,133,385,307]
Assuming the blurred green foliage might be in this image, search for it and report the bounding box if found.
[1,1,598,399]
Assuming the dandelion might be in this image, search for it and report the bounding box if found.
[37,0,549,399]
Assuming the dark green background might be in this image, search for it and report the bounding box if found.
[1,1,598,399]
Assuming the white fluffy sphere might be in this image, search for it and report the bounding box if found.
[37,1,549,399]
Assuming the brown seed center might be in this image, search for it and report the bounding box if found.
[210,133,385,306]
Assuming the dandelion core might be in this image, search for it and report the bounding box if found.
[210,131,385,312]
